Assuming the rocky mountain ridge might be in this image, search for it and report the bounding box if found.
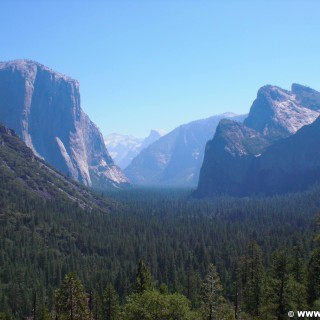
[244,84,320,140]
[196,84,320,196]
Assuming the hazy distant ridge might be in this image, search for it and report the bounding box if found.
[125,113,246,186]
[105,130,165,169]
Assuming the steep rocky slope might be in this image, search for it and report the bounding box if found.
[196,119,270,196]
[247,116,320,195]
[244,84,320,140]
[196,84,320,196]
[0,60,128,189]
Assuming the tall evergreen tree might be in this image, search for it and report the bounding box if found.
[268,251,290,320]
[291,242,305,284]
[200,264,223,320]
[242,241,264,317]
[307,247,320,305]
[55,272,91,320]
[307,215,320,306]
[135,260,153,294]
[262,250,306,320]
[102,284,120,320]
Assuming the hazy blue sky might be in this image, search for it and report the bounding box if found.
[1,0,320,137]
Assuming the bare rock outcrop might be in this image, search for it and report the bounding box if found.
[0,60,129,189]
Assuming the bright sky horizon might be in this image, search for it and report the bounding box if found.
[1,0,320,138]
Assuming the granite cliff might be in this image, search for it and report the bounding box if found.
[196,84,320,196]
[0,60,128,189]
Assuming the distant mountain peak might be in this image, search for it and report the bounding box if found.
[244,83,320,140]
[141,129,165,149]
[105,129,164,170]
[220,112,238,117]
[148,129,166,137]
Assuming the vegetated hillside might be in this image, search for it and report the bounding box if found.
[0,123,120,315]
[0,123,115,212]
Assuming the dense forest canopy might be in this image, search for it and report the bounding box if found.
[1,181,320,319]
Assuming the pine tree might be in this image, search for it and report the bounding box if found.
[307,215,320,306]
[55,272,91,320]
[291,242,305,284]
[242,241,264,317]
[135,260,153,294]
[200,264,223,320]
[307,247,320,305]
[232,264,242,320]
[269,251,290,320]
[262,250,306,320]
[102,284,120,320]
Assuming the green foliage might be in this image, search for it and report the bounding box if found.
[261,250,307,320]
[200,264,223,320]
[124,289,201,320]
[102,284,120,320]
[55,272,91,320]
[240,241,264,317]
[1,131,320,319]
[307,247,320,305]
[135,260,153,294]
[0,313,12,320]
[214,302,235,320]
[0,184,319,318]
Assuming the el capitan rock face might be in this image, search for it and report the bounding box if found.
[0,60,128,189]
[196,84,320,197]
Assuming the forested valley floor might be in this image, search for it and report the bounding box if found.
[1,186,320,319]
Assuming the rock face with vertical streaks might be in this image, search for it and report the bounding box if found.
[0,60,129,189]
